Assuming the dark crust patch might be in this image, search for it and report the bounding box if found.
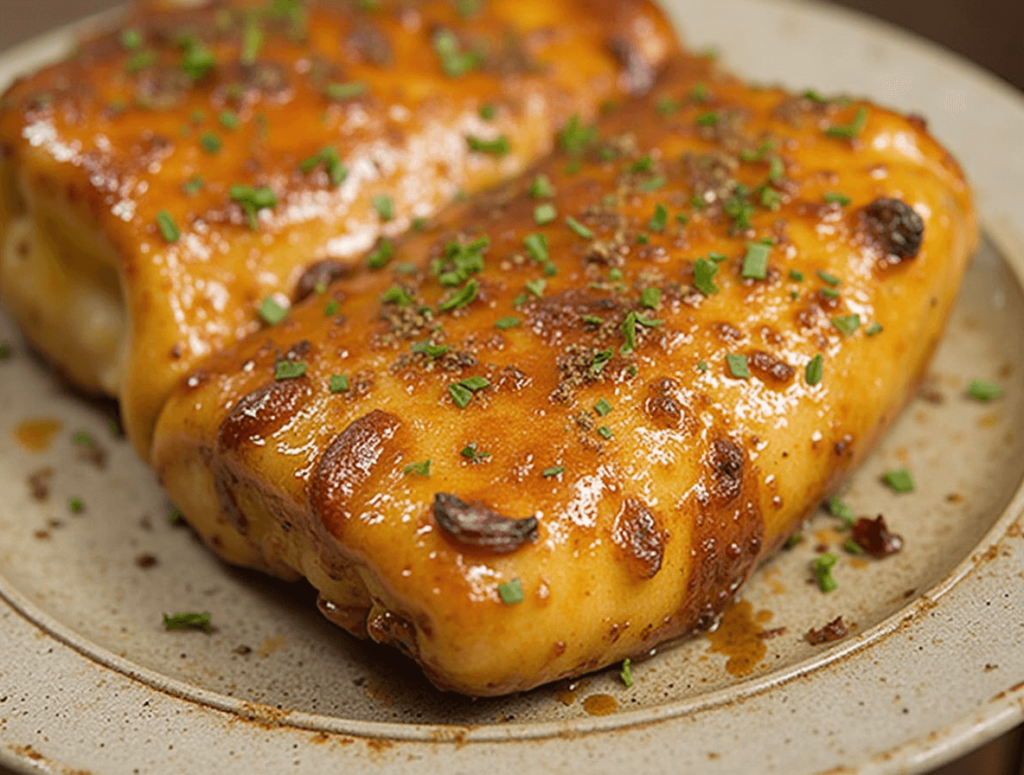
[611,498,666,579]
[748,350,795,384]
[294,259,353,303]
[432,493,538,554]
[643,377,694,431]
[309,410,403,540]
[607,36,655,95]
[708,436,745,506]
[805,615,850,645]
[365,609,419,659]
[216,379,313,454]
[860,197,925,263]
[852,515,904,558]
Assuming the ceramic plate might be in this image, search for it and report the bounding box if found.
[2,1,1024,773]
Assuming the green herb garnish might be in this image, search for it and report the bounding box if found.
[542,466,565,478]
[495,316,521,330]
[274,361,307,380]
[372,193,395,221]
[329,374,350,393]
[883,468,915,493]
[831,314,861,336]
[199,132,222,154]
[497,578,524,605]
[620,658,634,688]
[741,242,770,280]
[156,210,180,243]
[258,296,288,325]
[326,81,368,101]
[467,134,511,156]
[968,379,1003,402]
[812,553,839,593]
[162,612,212,633]
[566,216,593,239]
[366,239,394,269]
[438,279,479,311]
[805,353,824,386]
[694,258,719,296]
[403,459,431,476]
[726,353,750,379]
[817,270,841,286]
[827,496,854,529]
[534,203,557,226]
[824,192,851,206]
[529,174,555,199]
[647,203,668,232]
[433,30,481,77]
[594,398,613,417]
[641,287,661,309]
[825,106,868,139]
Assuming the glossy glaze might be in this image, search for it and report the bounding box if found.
[153,52,976,695]
[0,0,677,457]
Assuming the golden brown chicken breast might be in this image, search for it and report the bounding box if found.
[0,0,678,457]
[151,52,976,695]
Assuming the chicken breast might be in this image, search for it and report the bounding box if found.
[156,50,976,696]
[0,0,677,457]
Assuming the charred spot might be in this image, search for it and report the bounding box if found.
[851,515,904,558]
[345,21,393,67]
[607,36,655,95]
[860,197,925,264]
[708,437,744,505]
[748,351,795,385]
[283,339,312,360]
[531,290,623,342]
[216,379,312,453]
[805,616,849,645]
[294,260,353,303]
[712,322,745,343]
[432,493,538,554]
[310,411,403,537]
[833,433,854,457]
[365,609,419,658]
[611,498,666,579]
[644,377,692,430]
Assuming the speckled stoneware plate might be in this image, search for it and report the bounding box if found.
[2,2,1024,773]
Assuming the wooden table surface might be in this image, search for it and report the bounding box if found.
[0,1,1020,774]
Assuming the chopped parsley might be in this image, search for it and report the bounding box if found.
[542,466,565,478]
[229,185,277,229]
[525,278,546,297]
[497,578,524,605]
[274,361,307,380]
[495,316,521,330]
[865,322,883,337]
[726,353,750,379]
[219,110,240,131]
[199,132,222,154]
[594,398,613,417]
[328,374,350,393]
[372,194,395,221]
[366,239,394,269]
[326,81,368,100]
[68,497,84,514]
[534,203,557,225]
[827,496,855,529]
[831,314,861,335]
[529,174,555,199]
[825,106,868,139]
[182,175,204,196]
[647,203,668,232]
[461,443,490,462]
[566,216,593,239]
[968,379,1003,402]
[299,146,348,186]
[619,311,662,353]
[789,269,805,282]
[438,279,478,311]
[433,30,481,77]
[403,460,431,476]
[381,285,412,306]
[524,233,549,262]
[805,353,824,386]
[812,553,839,593]
[410,340,449,359]
[162,612,212,633]
[467,134,511,156]
[641,287,661,309]
[883,468,915,493]
[741,242,770,280]
[824,192,851,206]
[449,376,489,408]
[324,299,339,316]
[620,658,634,688]
[558,114,596,156]
[597,426,613,440]
[125,49,157,73]
[156,210,180,243]
[119,28,142,51]
[694,258,720,296]
[258,296,288,326]
[479,102,497,120]
[817,270,841,286]
[180,40,216,81]
[696,111,718,126]
[638,176,666,192]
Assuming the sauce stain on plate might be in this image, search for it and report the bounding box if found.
[582,693,618,716]
[13,417,62,451]
[705,599,771,677]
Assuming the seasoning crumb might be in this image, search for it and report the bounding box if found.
[233,645,253,656]
[27,467,53,501]
[805,615,849,645]
[33,530,50,541]
[135,553,159,569]
[851,515,903,557]
[758,627,787,640]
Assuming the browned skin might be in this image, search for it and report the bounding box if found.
[0,0,678,457]
[156,52,976,696]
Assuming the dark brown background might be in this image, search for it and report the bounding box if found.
[0,1,1021,773]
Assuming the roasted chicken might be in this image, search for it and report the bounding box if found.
[151,53,977,695]
[0,0,677,456]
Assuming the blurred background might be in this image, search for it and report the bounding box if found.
[0,0,1020,773]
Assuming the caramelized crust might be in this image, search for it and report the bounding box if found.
[0,0,677,456]
[152,53,976,695]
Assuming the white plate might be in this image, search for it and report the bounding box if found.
[2,1,1024,773]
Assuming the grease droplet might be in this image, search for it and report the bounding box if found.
[14,418,63,451]
[582,693,618,716]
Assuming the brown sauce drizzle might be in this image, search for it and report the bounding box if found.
[582,693,619,716]
[705,599,768,677]
[13,418,63,451]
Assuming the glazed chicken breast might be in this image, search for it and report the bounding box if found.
[151,52,976,695]
[0,0,677,457]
